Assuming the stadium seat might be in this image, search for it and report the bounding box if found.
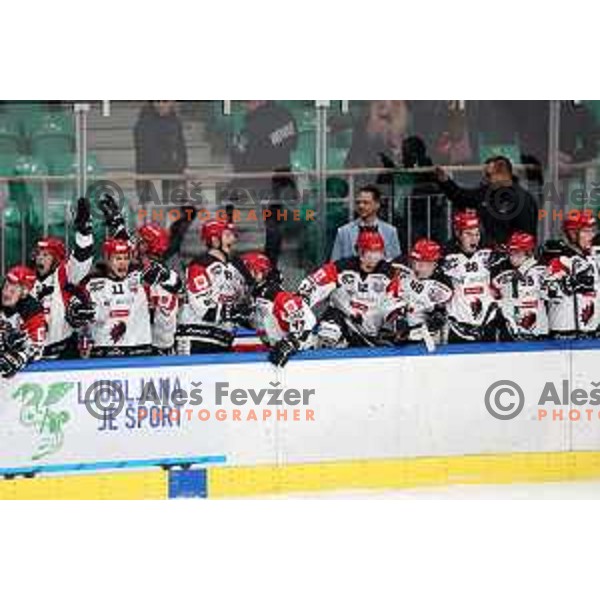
[2,102,46,137]
[31,113,74,173]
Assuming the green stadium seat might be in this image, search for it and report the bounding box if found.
[31,113,74,173]
[2,102,46,137]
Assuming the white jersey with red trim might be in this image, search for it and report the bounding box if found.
[253,288,316,348]
[82,267,152,354]
[32,231,94,354]
[298,257,401,337]
[146,269,181,351]
[388,264,453,330]
[440,244,497,328]
[178,253,252,348]
[542,243,600,335]
[491,257,550,338]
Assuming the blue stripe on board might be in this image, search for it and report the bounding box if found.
[22,337,600,374]
[0,455,226,477]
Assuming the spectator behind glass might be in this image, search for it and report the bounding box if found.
[345,101,409,174]
[330,184,401,261]
[229,101,298,266]
[435,155,538,246]
[134,101,188,206]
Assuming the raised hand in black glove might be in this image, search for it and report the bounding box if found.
[99,194,127,239]
[142,261,170,286]
[73,197,92,235]
[268,337,299,367]
[66,298,96,328]
[0,350,27,378]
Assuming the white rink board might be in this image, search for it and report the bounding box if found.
[0,343,598,473]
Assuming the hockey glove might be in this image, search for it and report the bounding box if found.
[268,337,299,368]
[142,261,170,286]
[66,298,96,328]
[99,194,127,239]
[0,349,27,378]
[73,196,92,235]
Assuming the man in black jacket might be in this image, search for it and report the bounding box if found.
[229,101,298,266]
[134,101,188,205]
[435,155,538,246]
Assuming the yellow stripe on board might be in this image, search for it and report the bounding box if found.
[208,451,600,497]
[0,470,167,500]
[3,451,600,499]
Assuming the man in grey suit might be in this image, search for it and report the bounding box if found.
[331,185,401,261]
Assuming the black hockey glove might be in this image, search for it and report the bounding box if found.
[426,308,446,333]
[268,337,299,368]
[99,194,127,240]
[66,298,96,328]
[0,349,27,379]
[571,270,595,294]
[142,261,170,286]
[73,196,92,235]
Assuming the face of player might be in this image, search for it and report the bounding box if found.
[509,250,529,268]
[359,250,383,272]
[1,282,24,307]
[412,259,436,279]
[220,230,237,254]
[578,227,595,251]
[35,250,56,278]
[457,227,480,254]
[355,192,379,221]
[108,253,131,279]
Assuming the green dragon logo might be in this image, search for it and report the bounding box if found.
[12,382,74,460]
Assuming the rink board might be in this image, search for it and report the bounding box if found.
[1,339,600,498]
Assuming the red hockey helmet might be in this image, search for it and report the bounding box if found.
[5,265,37,291]
[410,238,442,262]
[563,210,596,232]
[507,231,536,253]
[137,223,170,257]
[241,252,272,279]
[453,210,480,232]
[34,237,67,263]
[102,238,132,260]
[356,230,385,253]
[200,219,236,246]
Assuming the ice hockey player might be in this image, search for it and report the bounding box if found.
[241,251,316,366]
[490,231,549,340]
[31,197,95,358]
[441,210,501,342]
[0,266,47,377]
[388,238,453,346]
[135,223,183,354]
[298,229,405,348]
[177,218,253,353]
[541,210,600,338]
[77,238,153,357]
